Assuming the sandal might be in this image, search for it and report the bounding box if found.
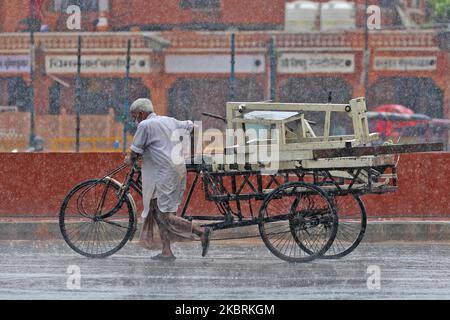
[151,254,176,262]
[201,227,212,257]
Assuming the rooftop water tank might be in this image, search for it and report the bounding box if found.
[285,1,319,32]
[320,0,356,31]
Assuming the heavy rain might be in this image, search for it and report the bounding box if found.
[0,0,450,309]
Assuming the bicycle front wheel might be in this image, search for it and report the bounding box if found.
[59,178,137,258]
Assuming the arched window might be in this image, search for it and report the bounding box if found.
[7,77,30,112]
[368,77,443,119]
[49,82,61,115]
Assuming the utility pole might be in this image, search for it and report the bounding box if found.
[29,0,36,147]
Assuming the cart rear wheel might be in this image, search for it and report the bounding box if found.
[59,179,137,258]
[321,194,367,259]
[259,182,338,263]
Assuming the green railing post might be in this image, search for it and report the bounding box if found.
[230,33,236,102]
[364,0,370,105]
[29,0,36,147]
[75,35,82,153]
[123,39,132,153]
[269,37,277,102]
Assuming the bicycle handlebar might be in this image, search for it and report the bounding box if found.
[201,112,227,123]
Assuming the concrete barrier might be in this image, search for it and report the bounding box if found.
[0,152,449,218]
[1,219,449,242]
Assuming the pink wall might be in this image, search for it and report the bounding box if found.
[0,152,449,217]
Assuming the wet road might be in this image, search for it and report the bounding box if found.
[0,240,449,300]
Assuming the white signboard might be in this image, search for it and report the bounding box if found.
[278,53,355,73]
[374,56,437,71]
[45,55,152,74]
[0,55,30,73]
[165,54,265,74]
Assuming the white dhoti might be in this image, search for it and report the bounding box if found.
[141,160,187,218]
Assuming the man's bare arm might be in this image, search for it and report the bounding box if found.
[125,150,140,165]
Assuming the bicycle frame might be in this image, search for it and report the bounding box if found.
[96,158,396,231]
[92,164,143,221]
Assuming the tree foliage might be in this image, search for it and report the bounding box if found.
[427,0,450,23]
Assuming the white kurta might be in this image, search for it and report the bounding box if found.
[130,113,194,218]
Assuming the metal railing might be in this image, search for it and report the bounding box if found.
[51,136,132,152]
[0,137,28,152]
[0,30,439,52]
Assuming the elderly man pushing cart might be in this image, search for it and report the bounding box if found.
[125,98,212,262]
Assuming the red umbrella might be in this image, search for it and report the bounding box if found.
[373,105,418,137]
[373,104,415,115]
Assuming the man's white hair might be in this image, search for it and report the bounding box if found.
[130,98,154,113]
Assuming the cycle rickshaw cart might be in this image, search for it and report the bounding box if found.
[59,98,442,263]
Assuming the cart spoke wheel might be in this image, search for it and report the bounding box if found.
[259,182,338,263]
[59,179,136,258]
[321,194,367,259]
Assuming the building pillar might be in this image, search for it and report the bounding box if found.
[439,71,450,121]
[438,31,450,119]
[143,76,177,116]
[34,73,52,115]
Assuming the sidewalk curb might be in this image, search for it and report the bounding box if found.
[0,220,450,242]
